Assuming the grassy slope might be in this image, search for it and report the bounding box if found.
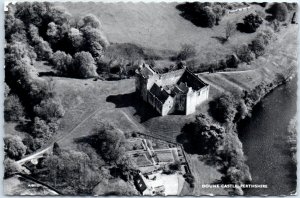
[59,2,262,63]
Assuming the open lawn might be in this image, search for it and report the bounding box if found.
[59,2,265,64]
[185,154,228,196]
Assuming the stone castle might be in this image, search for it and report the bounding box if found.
[135,63,209,116]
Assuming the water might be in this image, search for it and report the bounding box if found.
[238,77,297,196]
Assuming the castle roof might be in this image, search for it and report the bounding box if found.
[149,83,170,103]
[176,69,208,91]
[139,63,156,78]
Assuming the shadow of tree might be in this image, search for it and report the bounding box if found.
[106,92,160,122]
[211,36,228,44]
[74,134,100,155]
[38,71,58,77]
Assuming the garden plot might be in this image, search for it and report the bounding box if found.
[156,150,174,164]
[131,152,153,167]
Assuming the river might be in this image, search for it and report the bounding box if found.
[238,77,297,196]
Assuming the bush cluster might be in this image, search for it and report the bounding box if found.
[237,13,263,33]
[176,2,226,28]
[182,113,251,191]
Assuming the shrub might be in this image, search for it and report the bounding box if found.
[169,161,181,171]
[73,51,98,78]
[4,135,27,160]
[176,44,197,61]
[236,44,255,64]
[183,173,195,188]
[267,3,289,22]
[226,54,239,68]
[4,94,25,122]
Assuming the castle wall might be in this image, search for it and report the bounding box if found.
[161,96,175,116]
[147,91,163,114]
[196,86,209,105]
[185,85,209,115]
[185,88,197,115]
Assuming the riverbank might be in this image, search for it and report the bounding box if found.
[238,76,297,195]
[201,24,298,195]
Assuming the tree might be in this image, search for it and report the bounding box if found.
[225,22,236,40]
[4,94,25,122]
[250,37,266,57]
[34,97,65,122]
[46,22,60,44]
[256,27,276,45]
[209,94,238,123]
[267,3,289,22]
[29,24,53,60]
[202,6,216,28]
[236,44,255,64]
[73,51,98,78]
[94,124,126,163]
[240,14,263,33]
[4,83,10,98]
[81,27,109,57]
[68,27,84,49]
[51,50,73,74]
[22,135,41,153]
[53,142,62,156]
[32,117,51,138]
[42,149,105,194]
[4,158,23,178]
[212,5,225,25]
[183,114,225,154]
[79,14,102,29]
[4,135,27,160]
[226,54,239,68]
[216,133,252,185]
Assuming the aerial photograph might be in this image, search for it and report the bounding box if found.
[3,1,298,196]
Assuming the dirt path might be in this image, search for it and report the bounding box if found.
[17,107,106,164]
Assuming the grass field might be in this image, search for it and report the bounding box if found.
[4,175,59,196]
[59,2,265,64]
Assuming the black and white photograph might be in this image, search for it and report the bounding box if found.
[3,1,298,196]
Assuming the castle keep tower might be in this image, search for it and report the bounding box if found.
[135,63,209,116]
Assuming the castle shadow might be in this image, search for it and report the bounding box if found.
[106,92,160,122]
